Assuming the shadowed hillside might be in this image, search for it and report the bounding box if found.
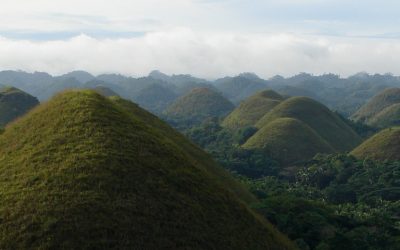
[0,90,294,249]
[0,86,39,126]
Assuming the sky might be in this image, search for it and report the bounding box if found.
[0,0,399,78]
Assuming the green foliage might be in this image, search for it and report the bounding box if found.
[0,86,39,126]
[0,90,295,249]
[164,87,235,123]
[351,126,400,161]
[182,118,281,178]
[222,89,283,129]
[243,154,400,250]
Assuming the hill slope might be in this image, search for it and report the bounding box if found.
[0,86,39,126]
[368,103,400,128]
[351,126,400,161]
[0,90,294,249]
[164,87,235,122]
[222,90,284,130]
[352,88,400,125]
[243,118,335,165]
[255,97,362,152]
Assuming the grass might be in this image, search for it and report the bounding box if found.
[222,90,283,130]
[368,103,400,128]
[0,90,295,249]
[0,86,39,126]
[351,126,400,161]
[164,87,235,121]
[243,118,335,165]
[255,97,362,152]
[352,87,400,124]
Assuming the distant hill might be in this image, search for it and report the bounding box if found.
[58,70,95,83]
[0,86,39,126]
[243,118,335,165]
[164,87,235,122]
[91,86,119,97]
[351,126,400,161]
[352,88,400,127]
[275,85,319,100]
[133,83,178,114]
[0,90,294,249]
[222,90,284,130]
[215,73,267,103]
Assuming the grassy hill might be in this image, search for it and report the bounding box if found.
[0,86,39,126]
[368,103,400,128]
[243,118,335,165]
[255,97,362,152]
[0,90,294,249]
[352,87,400,125]
[351,126,400,161]
[222,90,284,130]
[164,87,235,122]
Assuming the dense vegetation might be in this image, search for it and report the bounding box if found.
[177,116,400,249]
[0,86,39,126]
[242,154,400,250]
[0,90,294,249]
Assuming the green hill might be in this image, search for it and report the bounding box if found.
[351,126,400,161]
[351,87,400,125]
[222,90,284,130]
[164,87,235,122]
[0,90,294,249]
[0,86,39,126]
[255,97,362,152]
[243,118,335,165]
[368,103,400,128]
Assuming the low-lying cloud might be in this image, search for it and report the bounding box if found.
[1,28,400,78]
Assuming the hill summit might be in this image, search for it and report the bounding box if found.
[0,90,293,249]
[222,89,284,129]
[164,87,235,122]
[0,86,39,126]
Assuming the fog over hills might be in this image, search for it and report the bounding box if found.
[1,70,400,117]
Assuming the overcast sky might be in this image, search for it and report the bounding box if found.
[0,0,399,78]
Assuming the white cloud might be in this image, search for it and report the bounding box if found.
[1,28,400,78]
